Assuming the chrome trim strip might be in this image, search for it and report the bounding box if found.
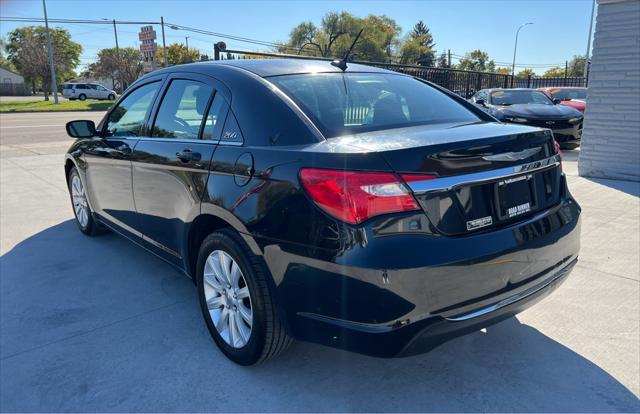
[408,154,561,194]
[444,258,576,322]
[136,137,243,146]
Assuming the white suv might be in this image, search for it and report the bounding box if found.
[62,83,116,101]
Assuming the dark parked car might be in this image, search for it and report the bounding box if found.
[64,60,581,365]
[471,88,584,149]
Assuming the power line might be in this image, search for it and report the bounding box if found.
[0,16,300,52]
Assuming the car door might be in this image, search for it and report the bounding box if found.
[94,85,104,99]
[83,79,163,236]
[130,73,229,265]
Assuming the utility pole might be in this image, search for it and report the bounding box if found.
[160,16,168,67]
[185,36,190,52]
[112,19,122,92]
[42,0,58,103]
[447,49,451,67]
[511,22,533,87]
[584,0,596,82]
[565,60,568,78]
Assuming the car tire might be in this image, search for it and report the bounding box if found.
[68,167,102,236]
[78,94,86,101]
[197,229,293,365]
[108,94,116,100]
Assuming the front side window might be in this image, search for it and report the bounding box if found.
[490,90,553,106]
[152,79,214,139]
[269,73,479,137]
[106,81,160,137]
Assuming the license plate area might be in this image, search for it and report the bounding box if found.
[495,174,537,220]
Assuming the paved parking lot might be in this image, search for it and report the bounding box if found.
[1,112,639,412]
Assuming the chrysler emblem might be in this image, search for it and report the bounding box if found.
[545,121,556,125]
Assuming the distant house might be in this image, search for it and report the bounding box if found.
[579,0,640,181]
[0,66,28,96]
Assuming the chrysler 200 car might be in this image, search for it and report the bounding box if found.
[64,59,581,365]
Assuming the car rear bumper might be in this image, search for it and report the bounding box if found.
[254,179,581,357]
[291,257,575,357]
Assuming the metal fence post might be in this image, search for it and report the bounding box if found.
[527,74,531,88]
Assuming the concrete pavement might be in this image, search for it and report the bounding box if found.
[0,113,638,412]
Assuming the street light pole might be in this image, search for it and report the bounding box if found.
[511,22,533,86]
[584,0,596,82]
[42,0,59,103]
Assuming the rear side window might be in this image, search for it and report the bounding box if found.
[63,84,73,90]
[270,73,479,137]
[106,81,160,137]
[152,79,213,139]
[202,93,228,141]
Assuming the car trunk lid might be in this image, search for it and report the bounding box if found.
[331,121,562,235]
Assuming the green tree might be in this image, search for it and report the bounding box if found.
[436,51,450,68]
[92,47,144,91]
[0,39,17,72]
[495,67,511,75]
[156,43,201,66]
[516,68,535,77]
[5,26,81,100]
[279,11,401,62]
[456,49,495,72]
[355,15,401,62]
[281,12,356,57]
[543,66,565,77]
[399,20,435,66]
[567,55,586,76]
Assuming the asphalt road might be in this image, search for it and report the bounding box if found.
[0,112,638,412]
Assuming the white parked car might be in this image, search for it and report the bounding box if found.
[62,83,117,101]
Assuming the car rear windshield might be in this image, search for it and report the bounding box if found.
[549,88,587,100]
[269,73,480,137]
[490,90,553,106]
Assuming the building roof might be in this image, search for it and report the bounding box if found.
[0,66,24,80]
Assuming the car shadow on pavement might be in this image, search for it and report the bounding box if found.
[1,220,638,413]
[584,176,640,198]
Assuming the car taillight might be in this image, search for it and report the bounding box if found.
[299,168,435,224]
[554,139,563,158]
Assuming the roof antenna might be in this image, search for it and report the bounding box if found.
[331,28,364,71]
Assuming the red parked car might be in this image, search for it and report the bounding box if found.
[538,87,587,112]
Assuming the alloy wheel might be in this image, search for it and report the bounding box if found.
[204,250,253,348]
[71,175,89,228]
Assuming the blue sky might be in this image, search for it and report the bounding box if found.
[1,0,596,74]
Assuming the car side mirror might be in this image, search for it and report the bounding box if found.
[553,98,562,105]
[475,99,486,106]
[66,120,97,139]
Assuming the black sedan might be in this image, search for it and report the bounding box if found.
[64,59,581,365]
[471,88,584,149]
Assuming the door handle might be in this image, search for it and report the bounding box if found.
[176,149,202,162]
[113,143,131,156]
